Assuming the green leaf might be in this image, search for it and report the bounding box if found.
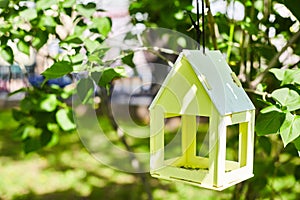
[42,61,73,79]
[40,130,53,147]
[0,46,13,64]
[255,111,286,136]
[269,68,285,81]
[62,0,76,8]
[36,0,57,10]
[98,67,126,87]
[38,15,56,27]
[258,136,272,155]
[260,105,282,113]
[63,36,83,44]
[19,8,37,21]
[20,97,37,113]
[91,17,111,37]
[88,54,102,63]
[270,69,300,85]
[241,19,259,35]
[281,69,300,85]
[12,109,26,122]
[85,39,101,53]
[271,88,300,111]
[256,44,277,61]
[17,40,30,55]
[294,136,300,151]
[46,132,59,147]
[56,109,76,131]
[47,123,60,133]
[24,137,41,154]
[76,77,94,104]
[70,53,84,64]
[32,30,48,50]
[76,3,96,18]
[12,125,26,141]
[122,52,135,68]
[0,0,8,8]
[280,112,300,147]
[40,94,58,112]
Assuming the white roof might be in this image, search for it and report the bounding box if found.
[181,50,255,115]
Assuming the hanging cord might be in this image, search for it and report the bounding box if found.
[201,0,205,54]
[187,0,206,54]
[196,0,201,50]
[187,12,201,50]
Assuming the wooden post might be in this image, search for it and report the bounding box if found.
[239,121,248,167]
[247,110,255,172]
[209,108,226,187]
[150,107,164,170]
[181,115,197,165]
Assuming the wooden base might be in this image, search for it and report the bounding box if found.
[151,158,253,191]
[151,171,253,191]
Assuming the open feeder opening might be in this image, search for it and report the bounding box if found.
[162,114,250,171]
[163,115,210,169]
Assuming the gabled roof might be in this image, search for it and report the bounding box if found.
[150,50,255,115]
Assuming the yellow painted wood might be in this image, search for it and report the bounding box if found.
[230,111,250,124]
[239,122,248,167]
[181,115,197,165]
[151,163,253,191]
[150,56,211,116]
[224,166,254,184]
[209,107,219,186]
[231,72,242,87]
[153,165,209,184]
[164,113,180,118]
[150,107,164,170]
[247,110,255,173]
[216,116,227,187]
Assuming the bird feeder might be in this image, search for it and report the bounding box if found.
[149,50,255,190]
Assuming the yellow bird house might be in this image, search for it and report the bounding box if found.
[149,50,255,191]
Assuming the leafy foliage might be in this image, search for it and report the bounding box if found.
[12,86,75,153]
[0,0,115,152]
[256,68,300,149]
[42,61,73,80]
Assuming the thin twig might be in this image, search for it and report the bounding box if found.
[250,30,300,89]
[103,46,178,68]
[244,88,271,101]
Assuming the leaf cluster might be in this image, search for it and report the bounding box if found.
[12,86,75,153]
[256,68,300,150]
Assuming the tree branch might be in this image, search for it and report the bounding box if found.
[250,30,300,89]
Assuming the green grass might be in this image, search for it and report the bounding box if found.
[0,109,234,200]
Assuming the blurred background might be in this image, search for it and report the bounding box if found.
[0,0,300,199]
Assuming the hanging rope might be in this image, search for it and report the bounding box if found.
[188,0,206,54]
[196,0,201,50]
[201,0,205,54]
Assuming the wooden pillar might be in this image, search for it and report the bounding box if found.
[247,110,255,172]
[150,107,164,170]
[208,108,226,187]
[239,121,248,167]
[181,115,197,165]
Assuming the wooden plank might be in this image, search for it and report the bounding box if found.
[239,122,248,167]
[181,115,197,165]
[150,107,164,170]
